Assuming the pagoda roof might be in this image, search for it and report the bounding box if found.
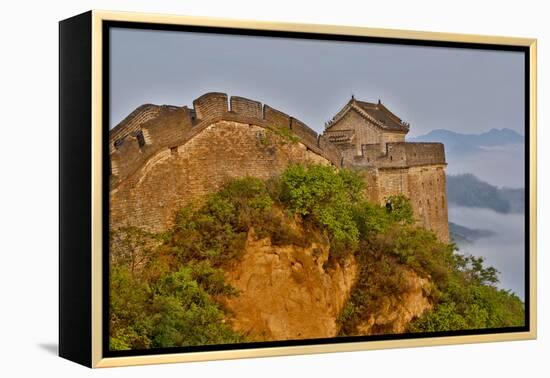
[325,97,410,133]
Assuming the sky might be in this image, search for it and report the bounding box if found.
[109,27,525,137]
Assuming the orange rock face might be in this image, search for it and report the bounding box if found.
[356,269,432,335]
[222,230,357,341]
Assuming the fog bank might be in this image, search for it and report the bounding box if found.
[448,206,525,299]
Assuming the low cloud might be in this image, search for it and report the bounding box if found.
[449,206,525,299]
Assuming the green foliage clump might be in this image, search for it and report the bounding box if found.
[390,226,455,286]
[385,195,414,224]
[352,194,414,241]
[110,263,244,350]
[110,226,159,274]
[168,178,271,265]
[338,198,442,335]
[279,164,364,257]
[269,127,300,144]
[408,254,524,332]
[164,176,304,267]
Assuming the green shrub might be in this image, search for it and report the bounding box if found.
[338,248,411,336]
[279,164,364,257]
[149,267,244,347]
[279,164,362,216]
[110,226,159,274]
[408,252,523,332]
[391,226,455,286]
[166,177,276,267]
[352,201,392,239]
[409,282,524,332]
[385,195,414,224]
[110,266,154,349]
[109,264,244,350]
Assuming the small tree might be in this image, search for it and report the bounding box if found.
[385,195,414,224]
[110,227,158,275]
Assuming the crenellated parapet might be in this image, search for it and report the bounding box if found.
[193,92,229,120]
[346,142,446,169]
[109,92,345,188]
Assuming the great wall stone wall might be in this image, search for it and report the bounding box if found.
[109,92,449,242]
[347,143,448,241]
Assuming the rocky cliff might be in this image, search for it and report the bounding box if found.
[220,228,432,340]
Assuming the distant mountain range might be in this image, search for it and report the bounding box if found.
[409,128,524,155]
[449,222,495,245]
[446,174,524,214]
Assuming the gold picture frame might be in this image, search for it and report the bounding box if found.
[59,9,537,368]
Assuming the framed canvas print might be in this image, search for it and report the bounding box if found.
[59,10,537,368]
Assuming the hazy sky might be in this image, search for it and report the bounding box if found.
[109,28,525,137]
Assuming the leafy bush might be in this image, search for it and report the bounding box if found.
[352,194,414,241]
[385,195,414,224]
[110,264,244,350]
[409,254,524,332]
[279,164,364,257]
[110,176,292,350]
[352,201,392,239]
[110,227,159,274]
[165,177,309,267]
[279,164,363,216]
[409,282,524,332]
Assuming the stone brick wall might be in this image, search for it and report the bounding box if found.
[110,121,330,232]
[318,134,344,167]
[290,118,318,147]
[109,104,161,153]
[193,92,229,120]
[110,93,343,190]
[350,165,449,242]
[345,143,448,241]
[387,142,447,167]
[405,165,449,242]
[230,96,263,118]
[355,142,446,169]
[110,107,194,184]
[109,92,449,242]
[381,131,406,147]
[263,105,291,130]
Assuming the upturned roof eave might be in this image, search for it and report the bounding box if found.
[325,101,409,133]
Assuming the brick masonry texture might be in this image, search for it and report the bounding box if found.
[110,93,449,242]
[110,120,329,232]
